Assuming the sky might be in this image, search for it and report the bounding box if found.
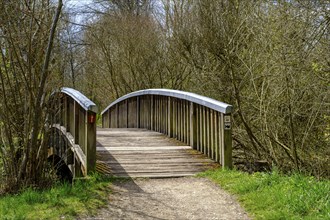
[64,0,98,24]
[65,0,94,7]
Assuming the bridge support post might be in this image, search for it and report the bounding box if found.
[222,114,232,169]
[85,111,96,174]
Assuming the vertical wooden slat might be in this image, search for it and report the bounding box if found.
[184,101,187,144]
[161,97,164,133]
[207,109,211,158]
[203,106,207,155]
[214,111,219,162]
[165,97,168,135]
[168,97,173,137]
[181,100,184,142]
[78,106,86,153]
[68,98,74,133]
[108,108,111,128]
[150,95,153,130]
[186,101,189,145]
[74,101,79,144]
[174,98,178,138]
[182,101,184,142]
[155,96,158,132]
[159,97,161,132]
[116,104,119,128]
[136,97,140,128]
[147,96,151,129]
[219,113,223,165]
[164,97,166,134]
[141,97,144,128]
[199,106,202,153]
[64,96,68,129]
[143,97,146,129]
[126,99,129,128]
[196,105,200,151]
[210,110,215,160]
[190,102,197,149]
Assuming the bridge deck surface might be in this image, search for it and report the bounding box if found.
[96,128,218,178]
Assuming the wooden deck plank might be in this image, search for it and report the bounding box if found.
[96,128,218,178]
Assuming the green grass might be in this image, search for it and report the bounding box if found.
[199,168,330,220]
[0,174,115,220]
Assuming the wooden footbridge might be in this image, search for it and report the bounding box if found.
[49,88,232,178]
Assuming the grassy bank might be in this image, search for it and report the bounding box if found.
[199,169,330,219]
[0,174,114,219]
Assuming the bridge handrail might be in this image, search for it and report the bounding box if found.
[61,87,98,113]
[49,87,97,177]
[101,89,232,115]
[101,88,233,168]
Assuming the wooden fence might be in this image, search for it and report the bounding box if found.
[49,87,97,177]
[101,89,233,168]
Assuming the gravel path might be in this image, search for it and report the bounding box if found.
[83,177,250,220]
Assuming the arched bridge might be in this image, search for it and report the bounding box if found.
[49,88,233,178]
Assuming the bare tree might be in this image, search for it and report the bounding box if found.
[0,0,63,191]
[77,0,329,177]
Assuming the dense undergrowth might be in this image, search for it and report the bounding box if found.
[200,168,330,220]
[0,174,114,219]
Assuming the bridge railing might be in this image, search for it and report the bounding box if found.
[50,87,97,177]
[101,89,233,168]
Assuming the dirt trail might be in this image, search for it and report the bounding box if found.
[82,177,250,220]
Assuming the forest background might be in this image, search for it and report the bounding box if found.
[0,0,329,191]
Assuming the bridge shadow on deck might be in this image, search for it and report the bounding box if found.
[95,128,219,178]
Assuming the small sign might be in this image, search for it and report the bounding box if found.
[224,115,231,123]
[224,122,231,130]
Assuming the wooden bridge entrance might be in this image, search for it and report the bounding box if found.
[96,128,217,178]
[49,88,232,178]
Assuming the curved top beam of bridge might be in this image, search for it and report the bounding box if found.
[61,87,98,113]
[101,89,232,115]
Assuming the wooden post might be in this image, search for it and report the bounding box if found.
[85,111,96,174]
[189,102,197,149]
[222,113,233,168]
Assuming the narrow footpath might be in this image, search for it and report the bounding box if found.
[82,177,250,220]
